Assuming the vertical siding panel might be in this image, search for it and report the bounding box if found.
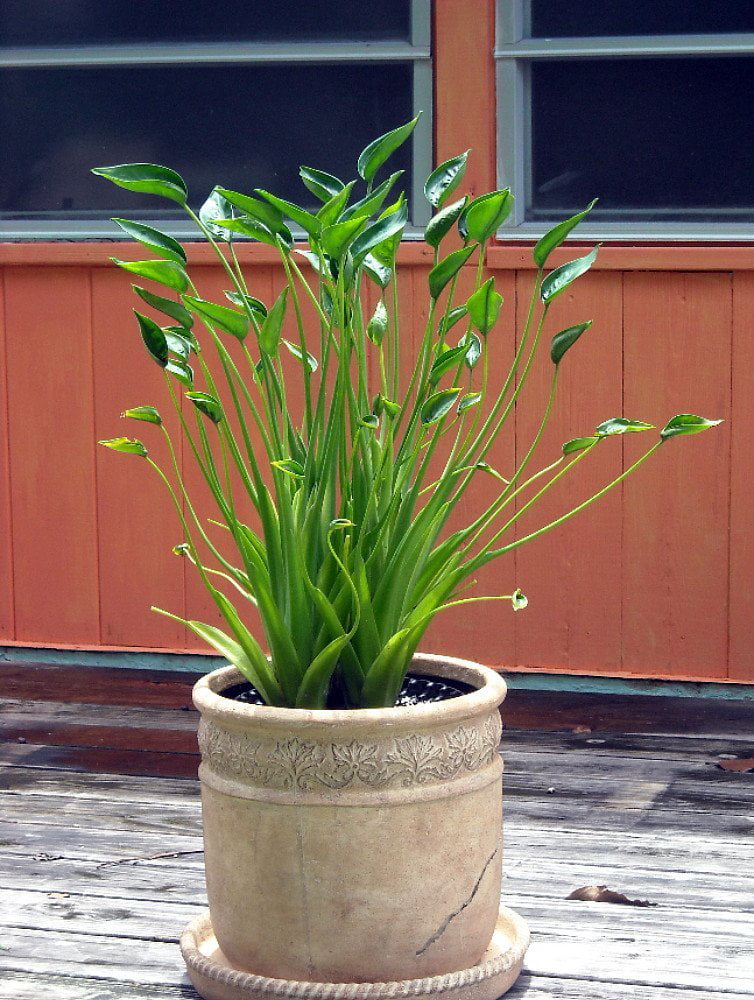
[5,267,100,644]
[513,270,624,674]
[0,270,15,640]
[622,272,730,678]
[92,266,185,648]
[728,272,754,681]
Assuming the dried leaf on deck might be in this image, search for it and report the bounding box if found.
[716,757,754,773]
[567,885,656,907]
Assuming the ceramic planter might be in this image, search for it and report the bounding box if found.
[185,652,527,995]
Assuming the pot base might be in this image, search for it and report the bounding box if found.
[180,907,529,1000]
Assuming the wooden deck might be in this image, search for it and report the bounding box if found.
[0,662,752,999]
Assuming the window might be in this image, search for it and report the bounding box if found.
[0,0,432,239]
[496,1,754,240]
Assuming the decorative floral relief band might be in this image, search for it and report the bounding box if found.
[197,714,502,791]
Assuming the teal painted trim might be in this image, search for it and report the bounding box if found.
[2,646,753,700]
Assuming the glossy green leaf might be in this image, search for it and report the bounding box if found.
[121,405,162,425]
[439,305,468,335]
[271,458,305,479]
[660,414,723,440]
[164,329,192,359]
[467,277,503,336]
[351,201,408,263]
[551,321,592,364]
[533,199,598,268]
[99,436,147,457]
[165,358,194,387]
[358,115,420,183]
[429,244,476,299]
[563,436,598,455]
[214,188,284,230]
[134,311,168,367]
[458,392,482,413]
[183,296,249,341]
[421,387,462,425]
[113,258,188,293]
[596,417,654,437]
[92,163,187,205]
[424,151,469,209]
[366,300,389,346]
[425,196,467,249]
[283,338,318,372]
[363,253,393,289]
[459,189,514,243]
[541,246,599,304]
[199,189,234,240]
[254,189,321,239]
[186,391,223,424]
[132,285,193,329]
[429,344,467,385]
[460,332,482,370]
[111,219,186,264]
[300,165,345,203]
[360,413,379,429]
[342,171,403,221]
[212,216,292,249]
[375,394,400,419]
[511,588,528,611]
[224,290,267,320]
[316,180,357,228]
[320,216,369,259]
[259,287,288,356]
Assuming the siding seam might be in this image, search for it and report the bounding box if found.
[88,269,103,645]
[1,269,17,639]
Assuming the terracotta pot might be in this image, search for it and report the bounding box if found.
[192,652,507,984]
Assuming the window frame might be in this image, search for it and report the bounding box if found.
[495,0,754,242]
[0,0,433,240]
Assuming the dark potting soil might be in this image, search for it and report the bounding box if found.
[222,673,474,709]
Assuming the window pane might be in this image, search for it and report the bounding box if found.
[529,57,754,224]
[531,2,754,38]
[0,0,411,46]
[0,63,414,224]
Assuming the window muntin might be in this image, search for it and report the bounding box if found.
[0,1,431,239]
[496,0,754,240]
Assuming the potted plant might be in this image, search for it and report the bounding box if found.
[94,116,719,999]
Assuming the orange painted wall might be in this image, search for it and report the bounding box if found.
[0,1,750,682]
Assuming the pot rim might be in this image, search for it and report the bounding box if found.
[193,651,506,731]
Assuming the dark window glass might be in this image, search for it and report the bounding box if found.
[529,57,754,224]
[0,63,414,223]
[0,0,410,46]
[531,2,754,38]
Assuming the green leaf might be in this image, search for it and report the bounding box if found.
[214,188,284,230]
[375,394,400,419]
[225,290,267,320]
[351,201,408,263]
[199,189,234,241]
[360,413,379,429]
[99,436,147,457]
[541,246,599,304]
[259,287,288,356]
[429,344,467,385]
[458,391,482,413]
[164,329,192,359]
[421,387,462,425]
[320,216,369,259]
[92,163,187,205]
[459,189,514,243]
[213,216,293,249]
[660,414,723,440]
[363,253,393,289]
[183,296,249,341]
[439,305,468,335]
[282,338,318,372]
[596,417,654,436]
[121,405,162,425]
[254,189,321,239]
[563,436,598,455]
[165,358,194,387]
[429,245,476,299]
[460,332,482,370]
[358,115,420,183]
[111,219,186,264]
[133,285,193,329]
[366,300,389,346]
[112,258,188,293]
[511,589,528,611]
[186,391,223,424]
[342,171,403,222]
[300,165,345,203]
[134,311,168,367]
[551,321,592,364]
[533,199,598,269]
[271,458,305,479]
[424,151,469,209]
[467,277,503,336]
[425,196,467,250]
[316,180,357,228]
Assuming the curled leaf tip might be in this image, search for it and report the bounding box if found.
[98,437,148,457]
[512,589,528,612]
[660,414,723,440]
[121,405,162,425]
